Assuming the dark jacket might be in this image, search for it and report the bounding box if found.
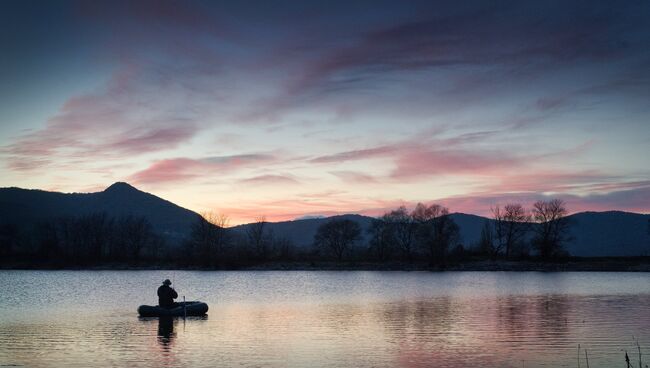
[157,285,178,308]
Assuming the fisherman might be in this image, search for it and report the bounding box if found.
[157,279,178,308]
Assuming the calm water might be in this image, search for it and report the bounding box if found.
[0,271,649,368]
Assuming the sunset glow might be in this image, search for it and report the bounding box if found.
[1,1,649,224]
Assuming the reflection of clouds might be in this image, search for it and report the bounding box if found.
[1,294,649,367]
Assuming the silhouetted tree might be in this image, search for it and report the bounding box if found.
[247,216,273,261]
[189,212,230,266]
[647,219,650,255]
[367,217,394,261]
[385,206,417,262]
[492,203,531,259]
[36,220,61,260]
[273,236,294,261]
[121,215,154,261]
[0,223,20,257]
[413,203,460,267]
[314,218,361,261]
[531,199,571,259]
[79,213,112,263]
[478,220,497,259]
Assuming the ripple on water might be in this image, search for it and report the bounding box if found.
[0,271,649,368]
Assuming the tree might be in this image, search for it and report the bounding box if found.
[0,223,20,257]
[247,215,272,261]
[478,220,496,259]
[384,206,417,262]
[531,199,571,259]
[412,203,460,267]
[314,218,361,261]
[367,217,394,261]
[492,203,531,259]
[646,218,650,255]
[119,215,154,261]
[189,212,230,266]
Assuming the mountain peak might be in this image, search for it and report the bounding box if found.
[104,182,138,193]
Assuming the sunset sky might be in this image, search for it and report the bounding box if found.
[1,1,649,224]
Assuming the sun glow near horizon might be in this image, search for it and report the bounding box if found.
[1,1,649,225]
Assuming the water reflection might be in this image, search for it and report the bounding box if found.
[157,317,175,346]
[1,271,649,368]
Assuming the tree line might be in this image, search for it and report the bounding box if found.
[0,213,163,265]
[0,199,572,268]
[314,199,571,267]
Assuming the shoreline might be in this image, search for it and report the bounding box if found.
[2,258,650,272]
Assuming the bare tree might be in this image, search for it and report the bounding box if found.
[531,199,571,259]
[314,218,361,261]
[478,220,496,259]
[367,217,394,261]
[273,236,294,261]
[0,223,20,257]
[492,203,531,259]
[190,212,230,266]
[120,215,154,261]
[384,206,417,262]
[247,215,271,261]
[647,219,650,255]
[413,203,460,267]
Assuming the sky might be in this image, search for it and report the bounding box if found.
[1,0,649,225]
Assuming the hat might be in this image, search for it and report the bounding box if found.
[162,279,172,285]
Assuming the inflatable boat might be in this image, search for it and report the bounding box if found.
[138,301,208,317]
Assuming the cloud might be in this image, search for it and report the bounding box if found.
[330,171,378,184]
[390,148,520,179]
[239,174,299,186]
[285,2,640,98]
[310,145,397,164]
[129,154,277,185]
[3,64,205,172]
[436,185,650,217]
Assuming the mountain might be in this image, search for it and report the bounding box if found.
[230,214,375,246]
[234,211,650,257]
[566,211,650,257]
[1,183,648,257]
[0,182,200,241]
[231,213,492,249]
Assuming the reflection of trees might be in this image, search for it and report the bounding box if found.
[494,295,570,341]
[536,295,570,337]
[495,296,533,339]
[378,298,456,341]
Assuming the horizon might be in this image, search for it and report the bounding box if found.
[1,1,649,225]
[3,181,648,226]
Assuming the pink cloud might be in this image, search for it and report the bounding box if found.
[240,175,300,185]
[309,145,397,164]
[129,154,277,185]
[4,66,202,172]
[330,171,379,184]
[390,148,520,179]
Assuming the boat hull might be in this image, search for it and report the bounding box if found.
[138,301,208,317]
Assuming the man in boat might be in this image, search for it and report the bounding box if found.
[157,279,178,308]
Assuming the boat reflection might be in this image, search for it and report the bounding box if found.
[157,316,175,347]
[137,315,208,352]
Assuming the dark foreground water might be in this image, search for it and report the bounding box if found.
[0,271,649,368]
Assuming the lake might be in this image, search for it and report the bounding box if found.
[0,271,649,368]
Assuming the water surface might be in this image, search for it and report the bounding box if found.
[1,271,649,367]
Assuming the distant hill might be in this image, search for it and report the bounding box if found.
[230,214,375,246]
[1,183,648,257]
[0,182,200,241]
[233,211,650,257]
[566,211,650,257]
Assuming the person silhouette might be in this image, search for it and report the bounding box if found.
[157,279,178,308]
